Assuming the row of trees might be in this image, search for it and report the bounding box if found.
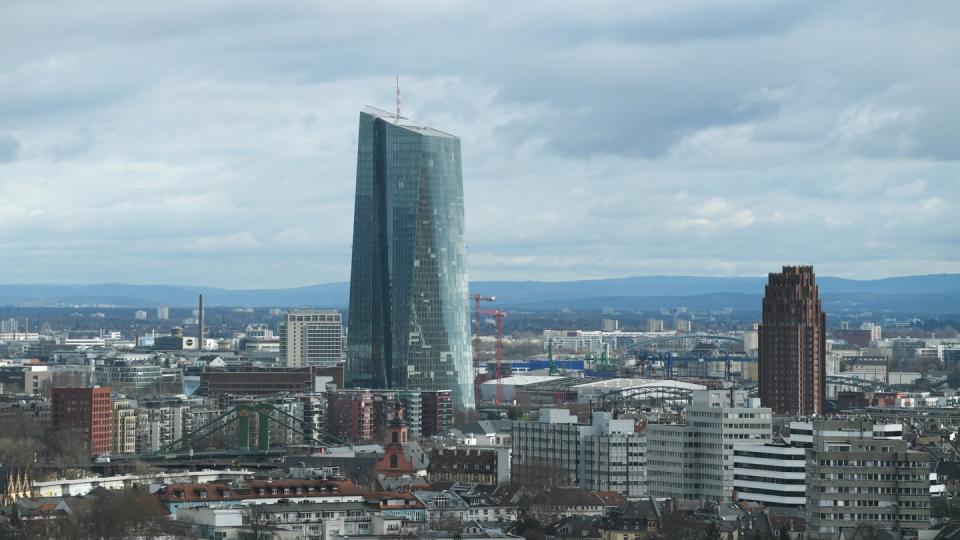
[2,488,172,539]
[0,414,91,475]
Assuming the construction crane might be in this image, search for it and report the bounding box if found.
[475,306,508,405]
[492,310,507,405]
[548,338,560,376]
[472,294,495,374]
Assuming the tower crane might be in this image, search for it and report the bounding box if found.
[472,294,495,375]
[475,305,508,405]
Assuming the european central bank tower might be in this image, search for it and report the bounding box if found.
[346,107,475,410]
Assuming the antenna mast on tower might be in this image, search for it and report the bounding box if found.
[395,76,401,120]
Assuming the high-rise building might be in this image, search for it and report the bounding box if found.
[1,318,18,333]
[346,107,474,409]
[52,386,113,456]
[156,306,170,320]
[134,310,148,321]
[601,318,619,332]
[758,265,826,415]
[647,389,772,503]
[279,310,343,368]
[646,319,665,332]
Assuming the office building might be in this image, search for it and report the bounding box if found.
[733,443,806,508]
[279,310,343,368]
[511,408,583,487]
[52,386,113,456]
[806,438,932,539]
[0,365,51,396]
[197,367,332,405]
[579,412,646,497]
[758,265,826,415]
[511,409,647,496]
[346,107,474,410]
[786,419,903,448]
[95,363,164,392]
[647,389,772,503]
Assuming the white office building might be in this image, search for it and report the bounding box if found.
[733,443,806,507]
[280,310,343,368]
[647,389,772,504]
[787,420,902,448]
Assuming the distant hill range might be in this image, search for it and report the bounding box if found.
[0,274,958,313]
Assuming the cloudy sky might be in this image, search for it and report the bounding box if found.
[1,1,958,288]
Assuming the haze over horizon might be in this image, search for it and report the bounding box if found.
[2,2,959,288]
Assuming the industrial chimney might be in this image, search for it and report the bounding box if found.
[198,293,204,352]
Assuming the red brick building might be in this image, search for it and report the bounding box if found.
[52,386,113,455]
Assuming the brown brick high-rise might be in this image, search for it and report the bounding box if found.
[52,386,113,456]
[758,266,826,415]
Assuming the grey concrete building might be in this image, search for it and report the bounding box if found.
[511,408,647,496]
[806,437,932,539]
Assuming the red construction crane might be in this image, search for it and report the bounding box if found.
[472,294,495,373]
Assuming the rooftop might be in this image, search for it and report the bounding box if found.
[362,106,457,139]
[573,378,707,391]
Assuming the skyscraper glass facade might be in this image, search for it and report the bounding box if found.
[346,107,474,410]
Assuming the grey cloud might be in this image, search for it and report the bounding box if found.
[0,134,19,163]
[0,1,958,286]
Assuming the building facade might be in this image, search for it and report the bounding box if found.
[733,443,806,507]
[758,265,826,415]
[806,438,932,539]
[52,386,113,456]
[346,107,474,410]
[647,390,772,504]
[578,412,646,497]
[280,310,343,368]
[511,408,582,487]
[511,409,646,497]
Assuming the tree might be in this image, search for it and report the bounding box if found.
[654,510,702,540]
[703,522,722,540]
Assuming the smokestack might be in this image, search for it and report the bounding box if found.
[198,293,204,352]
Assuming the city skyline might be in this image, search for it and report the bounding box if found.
[1,2,959,287]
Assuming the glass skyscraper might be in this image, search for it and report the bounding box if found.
[346,107,475,410]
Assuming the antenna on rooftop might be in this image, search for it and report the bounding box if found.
[395,75,401,120]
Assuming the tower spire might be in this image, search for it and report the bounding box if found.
[395,75,401,120]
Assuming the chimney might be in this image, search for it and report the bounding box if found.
[198,294,204,352]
